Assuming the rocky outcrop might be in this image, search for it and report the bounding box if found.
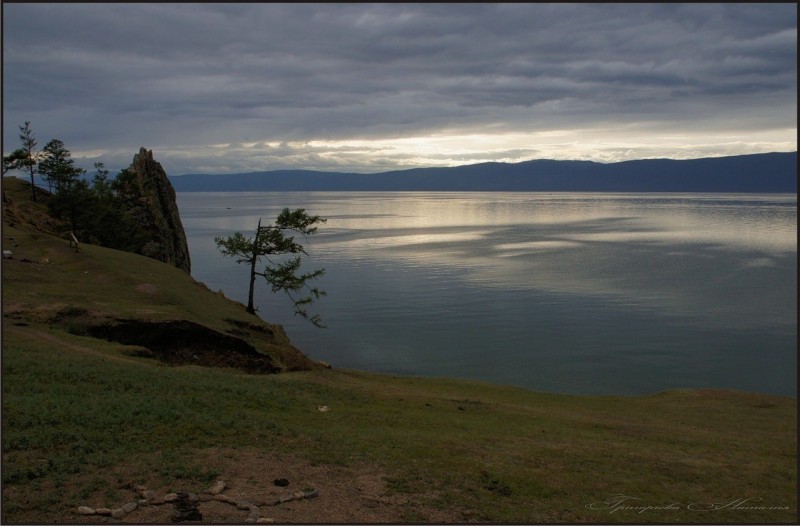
[124,148,191,273]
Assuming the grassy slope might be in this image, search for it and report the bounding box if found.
[1,177,316,371]
[2,177,797,523]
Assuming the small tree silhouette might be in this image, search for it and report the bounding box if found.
[215,208,327,327]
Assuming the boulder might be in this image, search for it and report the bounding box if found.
[207,480,226,495]
[213,494,237,505]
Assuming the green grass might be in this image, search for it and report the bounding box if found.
[2,221,251,328]
[1,218,315,371]
[3,325,796,523]
[2,179,797,523]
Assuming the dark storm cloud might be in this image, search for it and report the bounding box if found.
[2,3,796,174]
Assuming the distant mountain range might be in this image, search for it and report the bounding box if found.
[170,152,797,193]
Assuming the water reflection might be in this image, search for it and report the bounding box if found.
[178,192,797,396]
[495,240,583,253]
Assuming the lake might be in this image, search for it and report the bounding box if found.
[177,192,797,396]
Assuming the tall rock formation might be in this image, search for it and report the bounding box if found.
[124,148,191,273]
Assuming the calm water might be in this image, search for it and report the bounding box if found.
[177,192,797,396]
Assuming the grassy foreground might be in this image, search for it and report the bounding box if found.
[2,179,797,523]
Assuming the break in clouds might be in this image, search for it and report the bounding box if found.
[2,3,797,174]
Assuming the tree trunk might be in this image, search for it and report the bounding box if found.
[246,218,261,314]
[70,204,77,234]
[246,259,257,314]
[28,165,36,202]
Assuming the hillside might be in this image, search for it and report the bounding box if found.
[2,175,797,523]
[170,151,797,192]
[1,176,318,373]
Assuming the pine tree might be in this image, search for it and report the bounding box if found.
[38,139,85,193]
[215,208,327,327]
[38,139,87,234]
[1,122,40,201]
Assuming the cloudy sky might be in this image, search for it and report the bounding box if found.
[2,3,797,175]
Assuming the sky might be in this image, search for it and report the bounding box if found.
[2,3,797,175]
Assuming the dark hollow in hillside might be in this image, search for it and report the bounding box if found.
[87,319,280,373]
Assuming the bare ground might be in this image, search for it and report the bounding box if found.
[22,448,464,524]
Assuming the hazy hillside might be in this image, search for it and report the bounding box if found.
[171,152,797,192]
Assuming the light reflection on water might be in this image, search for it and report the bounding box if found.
[178,192,797,396]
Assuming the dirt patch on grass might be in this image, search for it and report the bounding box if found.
[59,448,461,523]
